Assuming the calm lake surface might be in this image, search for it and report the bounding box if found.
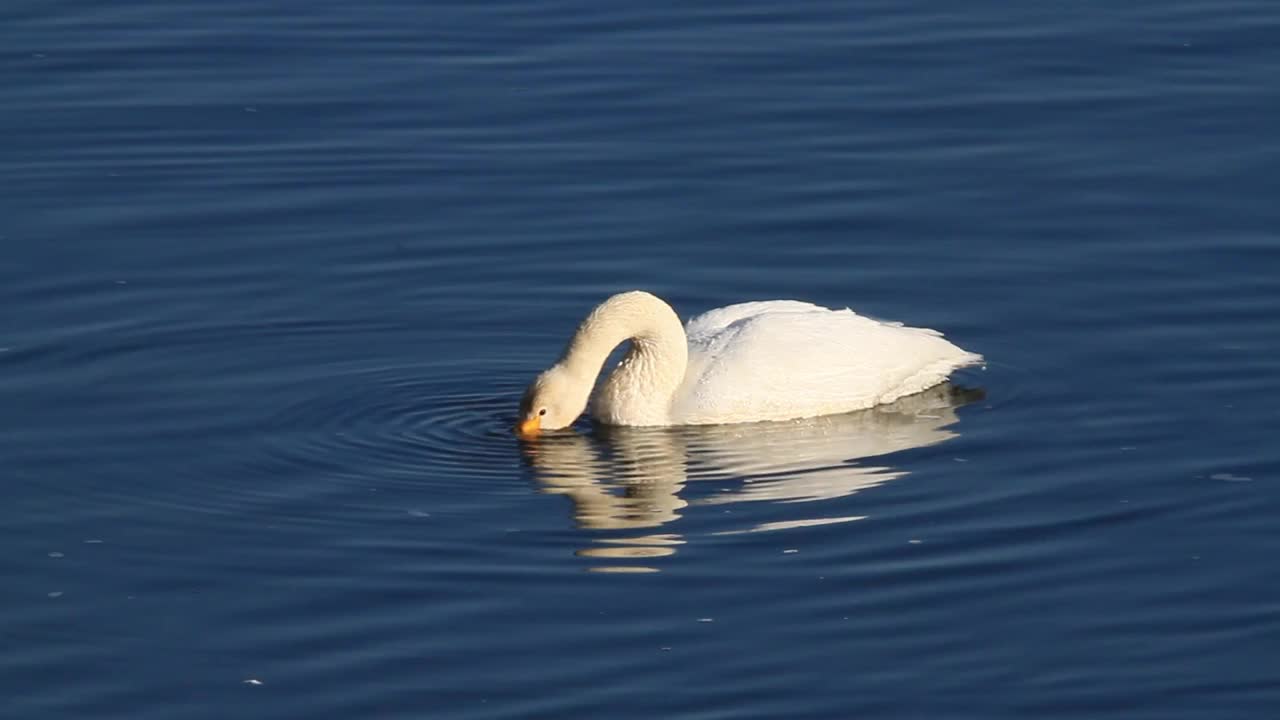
[5,1,1280,717]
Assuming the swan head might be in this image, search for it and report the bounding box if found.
[516,365,590,436]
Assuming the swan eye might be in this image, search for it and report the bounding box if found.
[538,408,547,417]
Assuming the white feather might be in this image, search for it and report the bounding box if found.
[521,292,982,429]
[673,301,982,424]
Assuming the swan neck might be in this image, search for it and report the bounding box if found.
[558,292,688,423]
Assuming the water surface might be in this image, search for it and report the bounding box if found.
[5,0,1280,718]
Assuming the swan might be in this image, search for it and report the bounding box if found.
[516,291,981,434]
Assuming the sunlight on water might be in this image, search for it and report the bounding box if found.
[712,516,867,536]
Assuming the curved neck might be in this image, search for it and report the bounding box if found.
[557,291,688,425]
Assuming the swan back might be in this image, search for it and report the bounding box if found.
[673,302,981,424]
[684,300,827,342]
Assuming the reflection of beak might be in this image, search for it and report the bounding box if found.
[516,416,541,437]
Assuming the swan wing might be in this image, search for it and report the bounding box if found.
[675,304,981,424]
[685,300,827,343]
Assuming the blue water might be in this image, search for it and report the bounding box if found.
[5,1,1280,717]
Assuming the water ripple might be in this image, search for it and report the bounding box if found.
[262,362,528,491]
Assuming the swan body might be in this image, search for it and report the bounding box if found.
[518,291,982,432]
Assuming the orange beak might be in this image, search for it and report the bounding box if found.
[516,416,541,437]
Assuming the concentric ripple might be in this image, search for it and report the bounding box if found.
[261,360,531,492]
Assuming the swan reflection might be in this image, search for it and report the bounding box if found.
[521,384,982,571]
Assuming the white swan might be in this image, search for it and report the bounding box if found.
[517,291,981,434]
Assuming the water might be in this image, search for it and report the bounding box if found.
[5,0,1280,717]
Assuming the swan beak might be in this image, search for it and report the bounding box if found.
[516,416,541,437]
